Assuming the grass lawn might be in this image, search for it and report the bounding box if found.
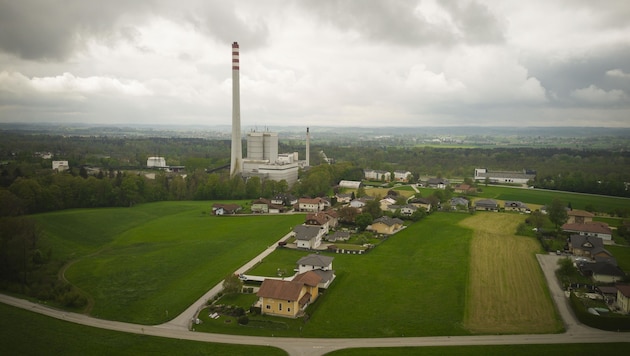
[246,247,311,277]
[461,213,562,334]
[607,245,630,273]
[325,343,630,356]
[34,201,304,324]
[0,303,286,356]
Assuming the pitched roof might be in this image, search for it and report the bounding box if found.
[291,271,322,287]
[562,222,612,235]
[569,234,604,250]
[256,279,304,301]
[305,212,329,226]
[297,254,334,267]
[568,209,595,218]
[617,284,630,298]
[372,216,404,226]
[299,197,323,205]
[580,262,625,277]
[475,199,498,207]
[293,225,324,240]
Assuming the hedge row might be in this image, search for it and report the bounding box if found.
[569,292,630,331]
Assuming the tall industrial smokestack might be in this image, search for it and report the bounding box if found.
[230,42,243,176]
[306,127,310,167]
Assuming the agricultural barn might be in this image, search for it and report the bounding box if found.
[147,156,166,167]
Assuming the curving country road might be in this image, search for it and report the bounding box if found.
[1,251,628,355]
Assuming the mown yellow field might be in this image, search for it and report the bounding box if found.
[460,213,562,334]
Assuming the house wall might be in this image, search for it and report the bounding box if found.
[371,223,397,234]
[618,292,630,313]
[261,296,300,318]
[592,273,623,284]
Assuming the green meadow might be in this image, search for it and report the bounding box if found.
[198,213,473,338]
[0,303,286,356]
[34,201,304,324]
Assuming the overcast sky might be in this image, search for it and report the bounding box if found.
[1,0,629,128]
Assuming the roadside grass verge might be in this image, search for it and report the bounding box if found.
[34,201,303,324]
[0,303,286,356]
[461,213,562,334]
[607,245,630,272]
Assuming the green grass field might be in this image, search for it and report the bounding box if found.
[0,303,286,356]
[34,201,304,324]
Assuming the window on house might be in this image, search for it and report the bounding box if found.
[287,308,291,312]
[279,303,282,311]
[266,305,270,309]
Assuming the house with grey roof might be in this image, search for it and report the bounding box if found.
[293,225,327,249]
[504,200,529,212]
[449,197,470,211]
[474,168,536,184]
[474,199,499,211]
[296,254,336,288]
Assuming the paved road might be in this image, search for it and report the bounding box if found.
[2,251,628,355]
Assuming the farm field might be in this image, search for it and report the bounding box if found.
[0,303,286,356]
[461,213,562,334]
[34,201,304,324]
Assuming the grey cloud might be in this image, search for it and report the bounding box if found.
[299,0,503,46]
[0,0,269,61]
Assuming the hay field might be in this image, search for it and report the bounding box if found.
[461,213,562,334]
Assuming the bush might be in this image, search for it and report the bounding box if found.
[238,315,249,325]
[569,292,630,331]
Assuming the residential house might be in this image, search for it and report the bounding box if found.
[426,178,449,189]
[474,199,499,211]
[211,203,241,215]
[562,221,613,241]
[293,225,327,249]
[323,210,339,229]
[349,199,366,209]
[305,212,332,230]
[364,169,391,182]
[578,262,625,283]
[256,271,321,318]
[296,254,336,288]
[567,210,595,224]
[408,197,432,212]
[368,216,404,235]
[474,168,536,184]
[569,235,610,259]
[504,200,529,212]
[453,184,476,194]
[387,204,418,217]
[379,196,397,211]
[326,231,351,243]
[339,180,362,189]
[449,197,469,211]
[298,197,326,212]
[335,193,353,204]
[617,284,630,313]
[393,170,412,182]
[52,160,69,172]
[271,193,297,207]
[251,198,271,214]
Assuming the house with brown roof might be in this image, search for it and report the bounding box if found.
[616,284,630,313]
[368,216,404,235]
[298,197,326,212]
[453,184,476,194]
[409,197,432,212]
[567,209,595,224]
[305,212,332,230]
[562,221,613,241]
[256,271,321,318]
